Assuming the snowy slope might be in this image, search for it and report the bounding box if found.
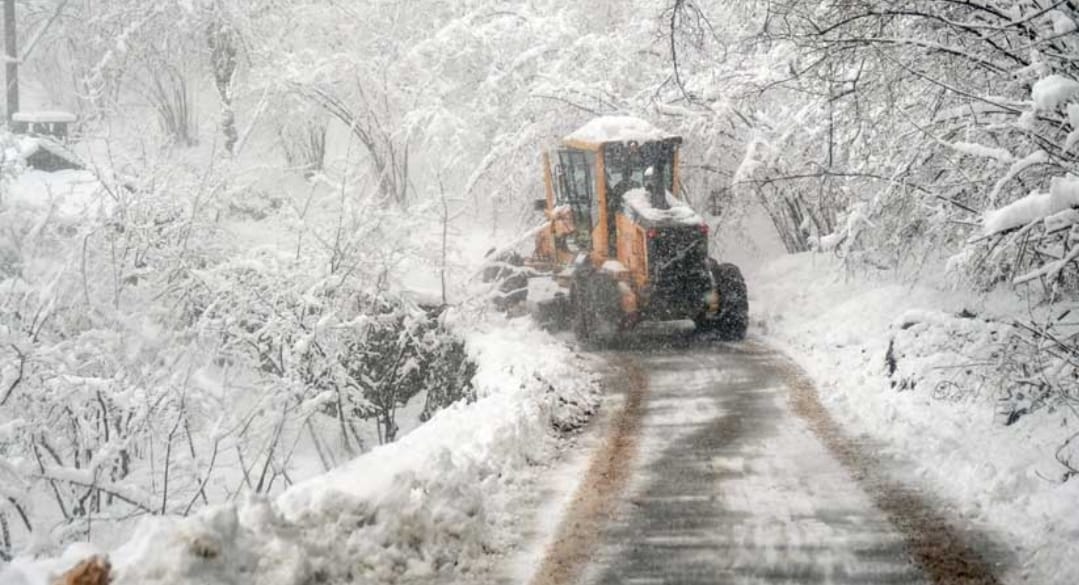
[752,253,1079,585]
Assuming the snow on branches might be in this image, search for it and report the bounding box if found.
[719,0,1079,476]
[0,137,478,560]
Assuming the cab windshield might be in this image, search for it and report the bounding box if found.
[603,140,677,197]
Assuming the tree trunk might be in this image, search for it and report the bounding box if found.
[4,0,18,121]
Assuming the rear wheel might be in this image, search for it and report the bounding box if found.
[532,291,572,332]
[696,259,748,340]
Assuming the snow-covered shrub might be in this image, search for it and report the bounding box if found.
[0,147,253,554]
[887,309,1078,430]
[145,66,199,147]
[195,251,477,447]
[416,317,478,423]
[278,121,327,180]
[335,298,477,444]
[886,310,1008,398]
[0,138,484,558]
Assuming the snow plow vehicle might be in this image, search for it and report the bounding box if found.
[524,116,748,344]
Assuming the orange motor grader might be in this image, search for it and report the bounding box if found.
[525,116,748,343]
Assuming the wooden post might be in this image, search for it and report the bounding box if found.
[4,0,17,122]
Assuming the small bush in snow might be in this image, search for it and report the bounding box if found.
[886,310,1078,429]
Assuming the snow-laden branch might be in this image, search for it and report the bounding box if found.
[19,0,71,63]
[35,467,156,513]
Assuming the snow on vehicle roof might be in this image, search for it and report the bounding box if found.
[564,115,673,145]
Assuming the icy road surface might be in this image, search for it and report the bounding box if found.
[530,336,1001,585]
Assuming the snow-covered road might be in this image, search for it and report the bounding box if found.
[530,337,1002,585]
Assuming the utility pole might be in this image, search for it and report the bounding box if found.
[4,0,17,122]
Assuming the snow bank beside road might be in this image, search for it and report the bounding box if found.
[752,254,1079,585]
[1,317,598,585]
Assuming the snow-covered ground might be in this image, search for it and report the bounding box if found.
[752,253,1079,585]
[0,317,599,585]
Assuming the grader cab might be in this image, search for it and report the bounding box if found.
[526,116,748,344]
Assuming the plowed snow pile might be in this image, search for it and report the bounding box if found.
[1,318,598,585]
[753,253,1079,585]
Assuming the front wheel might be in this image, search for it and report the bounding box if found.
[696,260,748,341]
[571,268,621,347]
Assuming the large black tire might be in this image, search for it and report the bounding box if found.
[532,292,572,332]
[697,259,749,340]
[571,267,621,347]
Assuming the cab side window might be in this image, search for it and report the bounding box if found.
[556,149,597,248]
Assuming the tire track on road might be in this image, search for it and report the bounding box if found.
[776,349,1003,585]
[529,340,1003,585]
[529,356,648,585]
